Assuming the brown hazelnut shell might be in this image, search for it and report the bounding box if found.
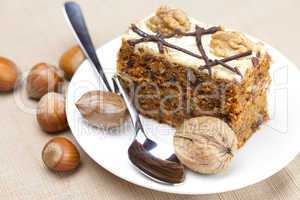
[26,63,63,100]
[42,137,80,172]
[0,57,19,92]
[37,92,68,133]
[59,45,85,80]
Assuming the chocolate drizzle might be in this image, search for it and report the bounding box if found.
[195,26,210,64]
[129,24,203,59]
[195,25,213,75]
[200,51,252,77]
[128,24,253,78]
[215,60,243,77]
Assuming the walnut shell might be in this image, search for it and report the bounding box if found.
[174,116,238,174]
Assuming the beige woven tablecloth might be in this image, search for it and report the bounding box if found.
[0,0,299,199]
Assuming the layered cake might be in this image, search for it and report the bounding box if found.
[117,6,271,147]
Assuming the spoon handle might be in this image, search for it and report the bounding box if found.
[112,75,143,133]
[63,1,112,92]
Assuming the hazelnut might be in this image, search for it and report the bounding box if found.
[37,92,68,133]
[0,57,19,92]
[42,137,80,172]
[59,45,85,80]
[26,63,64,100]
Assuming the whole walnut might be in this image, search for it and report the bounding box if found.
[147,5,191,36]
[174,117,238,174]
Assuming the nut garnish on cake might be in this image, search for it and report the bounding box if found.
[146,5,191,36]
[117,6,271,148]
[210,31,254,57]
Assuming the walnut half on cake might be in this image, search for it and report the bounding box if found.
[117,6,271,147]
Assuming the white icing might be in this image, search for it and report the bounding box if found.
[122,15,267,82]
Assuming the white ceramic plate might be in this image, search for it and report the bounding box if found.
[66,37,300,195]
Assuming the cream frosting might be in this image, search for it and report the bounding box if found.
[122,15,267,82]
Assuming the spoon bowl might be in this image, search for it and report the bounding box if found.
[113,75,185,184]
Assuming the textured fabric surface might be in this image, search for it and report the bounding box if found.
[0,0,299,199]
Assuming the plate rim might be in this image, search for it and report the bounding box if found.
[66,36,300,195]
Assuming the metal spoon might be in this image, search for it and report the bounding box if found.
[63,1,185,184]
[112,75,185,184]
[63,1,112,92]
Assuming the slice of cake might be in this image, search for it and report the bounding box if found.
[117,5,271,147]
